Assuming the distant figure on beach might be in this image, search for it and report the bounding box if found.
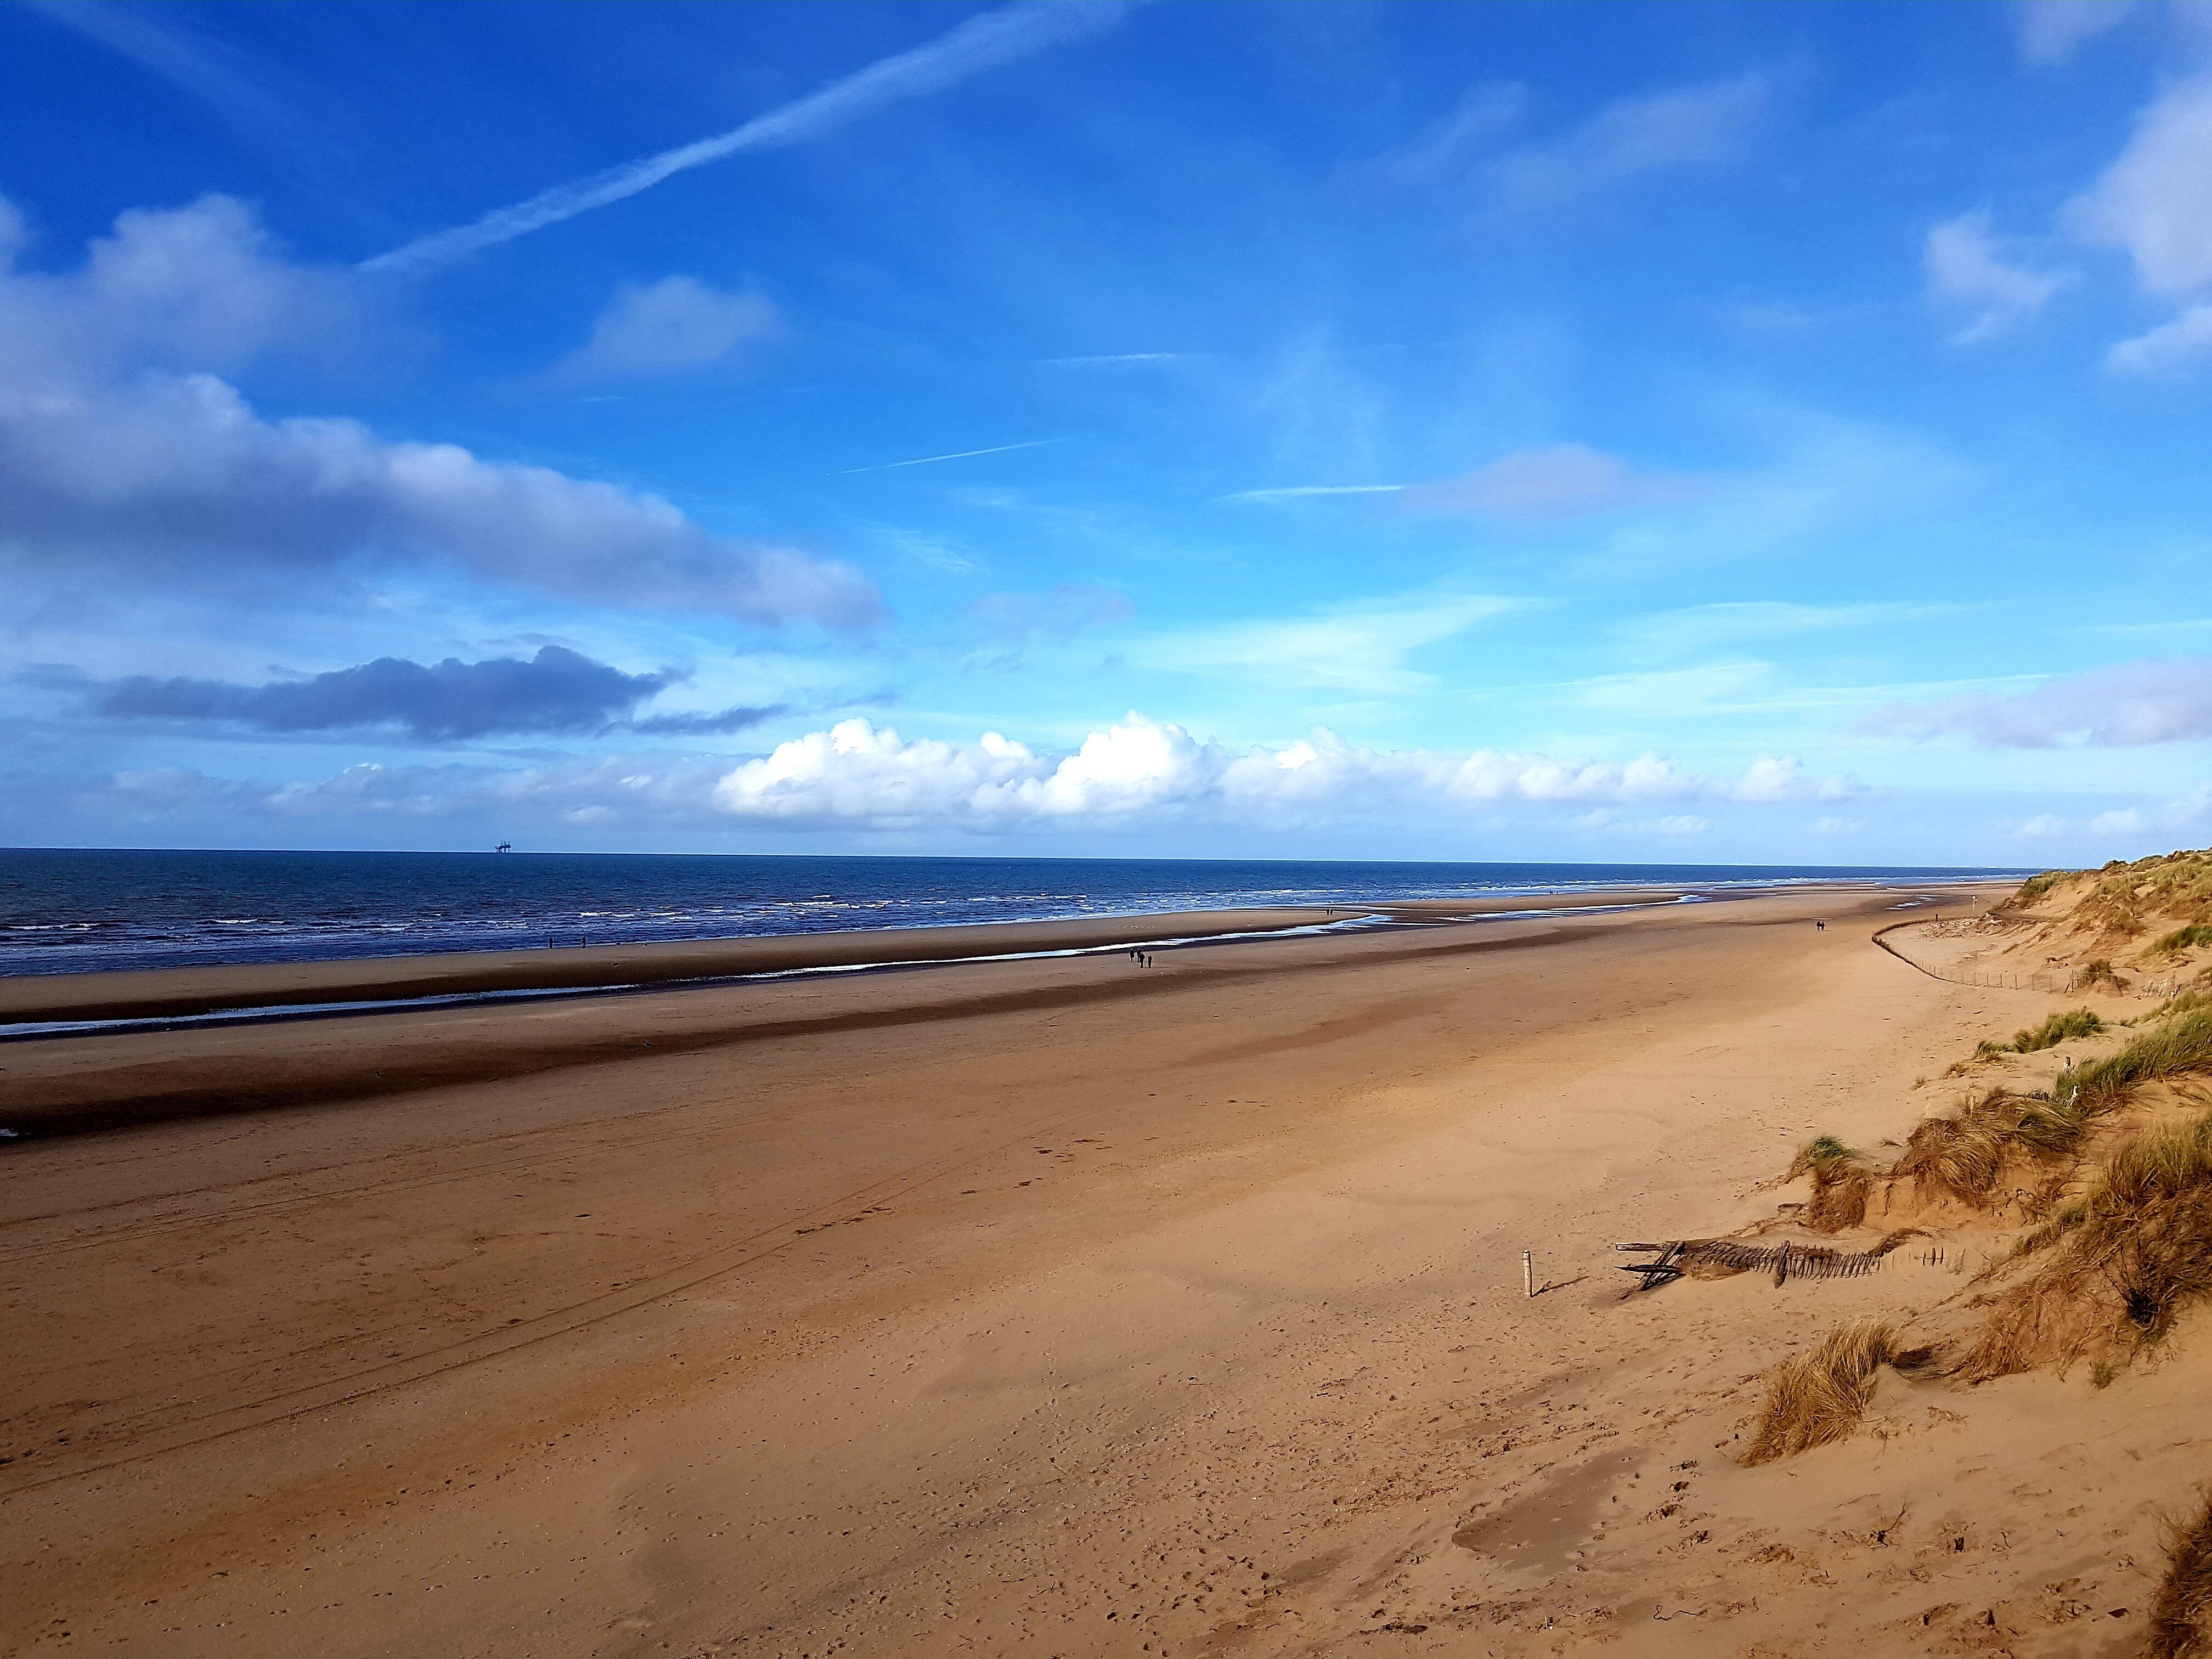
[1815,920,1826,932]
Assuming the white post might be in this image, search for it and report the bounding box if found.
[1522,1250,1534,1299]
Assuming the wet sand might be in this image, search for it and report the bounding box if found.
[19,879,2180,1659]
[0,888,1696,1029]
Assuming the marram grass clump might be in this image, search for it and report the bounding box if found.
[1952,1111,2212,1381]
[1741,1321,1925,1465]
[2010,1008,2103,1052]
[2151,1492,2212,1659]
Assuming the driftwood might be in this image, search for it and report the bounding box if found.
[1614,1238,1892,1291]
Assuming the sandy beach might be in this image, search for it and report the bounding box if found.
[15,876,2196,1658]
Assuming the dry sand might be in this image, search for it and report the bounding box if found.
[6,880,2185,1657]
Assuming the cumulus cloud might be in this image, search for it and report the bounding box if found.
[1864,657,2212,747]
[21,715,1854,843]
[709,713,1848,829]
[1925,212,2073,342]
[557,276,781,380]
[2013,0,2135,65]
[85,645,677,741]
[1402,444,1695,520]
[0,195,878,626]
[1487,74,1767,210]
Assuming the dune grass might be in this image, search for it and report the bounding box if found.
[2011,1008,2103,1052]
[1974,1008,2103,1060]
[1741,1321,1921,1465]
[2061,1007,2212,1113]
[1888,1087,2098,1210]
[1952,1110,2212,1380]
[2151,1493,2212,1658]
[2157,923,2212,957]
[2013,870,2073,907]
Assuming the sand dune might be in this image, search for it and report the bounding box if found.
[21,879,2205,1657]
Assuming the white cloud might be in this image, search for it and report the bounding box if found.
[558,276,781,380]
[1401,443,1696,520]
[1124,594,1514,695]
[2068,76,2212,295]
[708,713,1848,829]
[1925,212,2072,342]
[0,195,877,627]
[2090,807,2145,834]
[28,716,1854,843]
[1487,75,1768,210]
[2108,302,2212,371]
[1864,656,2212,747]
[2013,0,2135,65]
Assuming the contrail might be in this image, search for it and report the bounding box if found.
[365,2,1127,275]
[842,438,1066,474]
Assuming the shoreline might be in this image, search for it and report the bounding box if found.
[0,880,1998,1032]
[0,888,1713,1030]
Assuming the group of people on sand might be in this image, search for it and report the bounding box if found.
[1127,948,1158,968]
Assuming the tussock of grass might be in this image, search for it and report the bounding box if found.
[2158,923,2212,957]
[1953,1112,2212,1381]
[2151,1493,2212,1658]
[1889,1087,2096,1210]
[1741,1321,1923,1465]
[2013,870,2073,907]
[1787,1136,1873,1229]
[2010,1008,2103,1052]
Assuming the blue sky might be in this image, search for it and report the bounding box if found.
[3,0,2210,864]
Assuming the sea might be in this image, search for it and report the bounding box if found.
[0,848,2026,979]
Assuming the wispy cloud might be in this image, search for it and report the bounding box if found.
[364,2,1127,275]
[2013,0,2135,65]
[1925,212,2073,342]
[1614,600,1967,658]
[1487,74,1768,210]
[26,0,304,144]
[842,438,1067,475]
[1037,352,1200,367]
[1126,593,1515,696]
[1223,483,1405,504]
[1404,443,1699,520]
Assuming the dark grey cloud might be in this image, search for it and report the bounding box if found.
[90,646,676,742]
[1864,657,2212,747]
